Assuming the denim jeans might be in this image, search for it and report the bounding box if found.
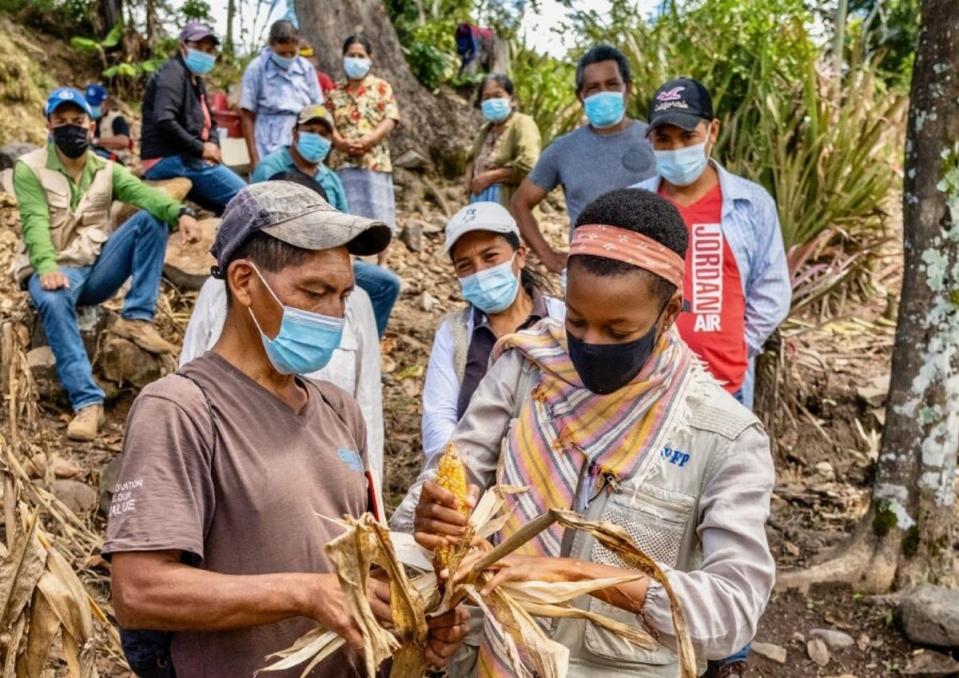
[28,211,169,411]
[144,155,246,215]
[353,260,401,338]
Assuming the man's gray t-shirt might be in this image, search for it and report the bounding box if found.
[528,119,657,233]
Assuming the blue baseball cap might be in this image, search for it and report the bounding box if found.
[46,87,93,118]
[84,83,108,106]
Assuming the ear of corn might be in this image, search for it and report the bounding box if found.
[434,444,469,572]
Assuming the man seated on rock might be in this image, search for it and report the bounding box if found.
[180,173,386,490]
[12,87,201,442]
[84,83,132,165]
[105,181,467,676]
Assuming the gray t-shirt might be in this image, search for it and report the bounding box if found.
[528,119,657,232]
[104,352,370,677]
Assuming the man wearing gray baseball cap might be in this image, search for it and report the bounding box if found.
[104,182,466,676]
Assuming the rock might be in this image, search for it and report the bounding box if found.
[0,142,39,170]
[26,346,56,381]
[899,585,959,648]
[27,454,82,479]
[751,641,787,664]
[53,479,98,514]
[419,292,438,313]
[163,217,219,290]
[98,455,123,516]
[810,628,855,649]
[110,177,193,228]
[814,460,836,482]
[856,633,871,651]
[96,334,176,389]
[902,649,959,675]
[0,168,13,196]
[807,638,830,666]
[399,220,423,253]
[856,373,890,407]
[429,214,448,233]
[393,149,430,171]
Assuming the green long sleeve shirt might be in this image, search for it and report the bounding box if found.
[13,144,183,275]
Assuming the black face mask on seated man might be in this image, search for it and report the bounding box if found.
[52,124,90,159]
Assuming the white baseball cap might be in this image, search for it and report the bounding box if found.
[443,202,520,255]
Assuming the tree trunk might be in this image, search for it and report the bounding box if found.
[778,0,959,594]
[226,0,237,54]
[145,0,159,48]
[294,0,475,177]
[872,0,959,588]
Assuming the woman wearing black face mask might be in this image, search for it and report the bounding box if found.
[397,188,776,677]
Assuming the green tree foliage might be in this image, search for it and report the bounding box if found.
[548,0,907,308]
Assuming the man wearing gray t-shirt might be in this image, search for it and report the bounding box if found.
[512,44,657,273]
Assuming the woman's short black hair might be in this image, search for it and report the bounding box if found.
[570,188,687,303]
[343,34,373,56]
[575,44,632,93]
[269,20,298,45]
[475,73,515,108]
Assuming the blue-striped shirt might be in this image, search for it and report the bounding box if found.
[633,162,792,356]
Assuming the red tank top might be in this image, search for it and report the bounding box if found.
[662,183,748,393]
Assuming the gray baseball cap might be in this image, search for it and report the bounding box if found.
[210,181,392,278]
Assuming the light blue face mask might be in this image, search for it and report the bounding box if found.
[89,105,102,120]
[583,91,626,129]
[184,48,216,76]
[343,56,371,80]
[481,97,511,123]
[297,131,332,163]
[458,254,520,315]
[655,142,709,187]
[272,53,296,70]
[248,265,345,375]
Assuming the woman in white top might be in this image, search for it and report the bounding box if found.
[421,202,564,461]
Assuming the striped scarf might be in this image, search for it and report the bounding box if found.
[491,319,694,557]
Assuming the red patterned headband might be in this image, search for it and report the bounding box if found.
[569,224,685,288]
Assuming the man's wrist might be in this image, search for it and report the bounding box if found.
[178,206,197,220]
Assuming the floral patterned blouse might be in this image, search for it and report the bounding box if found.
[327,74,401,173]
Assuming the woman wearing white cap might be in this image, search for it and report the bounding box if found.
[420,201,564,462]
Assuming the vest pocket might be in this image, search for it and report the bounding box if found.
[582,483,695,666]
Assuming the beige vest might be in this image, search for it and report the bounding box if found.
[13,148,115,282]
[447,364,759,678]
[99,110,132,165]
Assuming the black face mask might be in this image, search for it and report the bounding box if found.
[52,124,90,159]
[567,309,664,395]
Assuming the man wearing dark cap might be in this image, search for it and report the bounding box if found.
[141,21,246,214]
[635,79,790,677]
[635,77,790,410]
[104,182,466,677]
[12,87,201,441]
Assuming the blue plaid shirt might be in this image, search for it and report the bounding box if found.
[634,162,792,356]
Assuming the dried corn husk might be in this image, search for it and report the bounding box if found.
[260,488,697,678]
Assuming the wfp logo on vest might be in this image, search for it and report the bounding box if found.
[661,446,691,468]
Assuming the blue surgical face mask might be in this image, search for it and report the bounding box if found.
[89,105,102,120]
[343,56,371,80]
[184,47,216,76]
[583,91,626,129]
[272,52,296,70]
[655,142,709,187]
[481,97,511,123]
[248,265,345,375]
[459,253,520,315]
[297,132,332,163]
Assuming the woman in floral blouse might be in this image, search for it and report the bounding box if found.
[328,35,401,254]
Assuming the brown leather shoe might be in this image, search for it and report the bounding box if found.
[67,404,104,442]
[111,318,176,354]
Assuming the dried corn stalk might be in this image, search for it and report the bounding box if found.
[261,488,696,678]
[0,511,102,677]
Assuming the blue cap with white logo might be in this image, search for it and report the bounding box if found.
[84,83,108,107]
[45,87,93,118]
